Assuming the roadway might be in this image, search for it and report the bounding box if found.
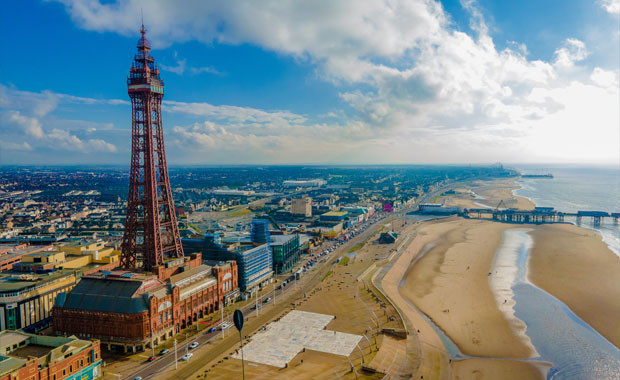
[122,181,455,380]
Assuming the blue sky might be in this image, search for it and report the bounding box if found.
[1,0,618,165]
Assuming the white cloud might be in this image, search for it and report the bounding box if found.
[0,85,120,155]
[47,128,117,152]
[590,67,619,88]
[163,100,307,124]
[0,141,33,151]
[2,111,44,138]
[31,0,620,164]
[600,0,620,14]
[160,52,223,75]
[554,38,588,68]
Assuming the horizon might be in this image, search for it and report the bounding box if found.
[1,0,619,165]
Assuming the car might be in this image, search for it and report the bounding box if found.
[159,349,169,355]
[208,327,216,333]
[181,353,193,361]
[189,342,199,349]
[221,322,231,330]
[148,355,156,362]
[263,297,271,303]
[134,377,142,380]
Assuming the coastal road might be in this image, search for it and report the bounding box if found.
[121,180,459,380]
[122,215,396,380]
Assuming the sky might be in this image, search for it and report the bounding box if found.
[0,0,618,166]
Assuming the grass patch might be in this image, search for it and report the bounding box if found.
[321,270,334,282]
[338,256,350,266]
[432,195,442,203]
[229,207,252,217]
[349,243,364,253]
[188,224,202,233]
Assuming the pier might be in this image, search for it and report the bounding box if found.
[462,207,620,225]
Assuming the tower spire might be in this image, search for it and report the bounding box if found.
[121,21,183,276]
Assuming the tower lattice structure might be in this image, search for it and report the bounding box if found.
[120,24,184,272]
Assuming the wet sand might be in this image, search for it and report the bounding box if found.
[383,218,543,380]
[451,358,549,380]
[399,219,535,358]
[529,224,620,349]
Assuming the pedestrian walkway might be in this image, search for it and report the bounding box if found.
[232,310,362,368]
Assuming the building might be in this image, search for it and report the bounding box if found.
[0,244,53,271]
[182,230,274,292]
[0,331,101,380]
[417,204,462,215]
[270,234,300,274]
[0,271,77,333]
[319,211,348,222]
[282,179,326,188]
[235,244,273,291]
[379,231,398,244]
[291,197,312,217]
[0,240,122,333]
[52,253,238,353]
[251,219,270,244]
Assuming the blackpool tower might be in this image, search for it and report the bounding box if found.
[120,24,184,272]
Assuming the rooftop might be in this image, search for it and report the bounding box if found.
[0,271,74,294]
[321,211,348,217]
[0,331,93,376]
[270,234,298,245]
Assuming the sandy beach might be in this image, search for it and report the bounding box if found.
[380,217,545,380]
[400,219,535,358]
[529,224,620,349]
[446,179,535,210]
[380,176,620,379]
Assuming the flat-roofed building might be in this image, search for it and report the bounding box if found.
[0,244,53,271]
[52,254,238,353]
[270,234,300,274]
[0,271,78,332]
[236,244,273,291]
[182,233,274,293]
[282,179,326,188]
[0,330,102,380]
[319,211,348,222]
[291,197,312,217]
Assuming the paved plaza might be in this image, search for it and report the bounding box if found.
[231,310,363,368]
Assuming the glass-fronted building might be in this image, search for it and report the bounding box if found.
[182,235,273,292]
[236,244,273,291]
[270,234,300,274]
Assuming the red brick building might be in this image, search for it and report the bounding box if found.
[0,331,101,380]
[52,253,238,352]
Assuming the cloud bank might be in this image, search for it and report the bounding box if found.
[5,0,619,164]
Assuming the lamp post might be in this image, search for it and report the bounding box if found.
[233,309,246,380]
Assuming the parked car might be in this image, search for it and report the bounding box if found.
[181,353,193,361]
[263,297,271,303]
[147,355,156,362]
[159,349,169,356]
[189,342,199,349]
[208,327,216,333]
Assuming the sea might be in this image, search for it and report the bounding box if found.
[511,164,620,256]
[507,165,620,379]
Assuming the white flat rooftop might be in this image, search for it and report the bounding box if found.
[232,310,362,368]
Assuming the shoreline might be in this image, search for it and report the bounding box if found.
[388,177,620,379]
[383,217,546,380]
[511,177,620,257]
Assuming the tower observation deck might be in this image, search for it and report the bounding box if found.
[120,24,184,273]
